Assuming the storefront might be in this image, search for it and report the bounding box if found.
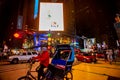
[32,33,74,51]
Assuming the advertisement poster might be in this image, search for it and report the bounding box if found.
[39,2,64,31]
[84,38,96,49]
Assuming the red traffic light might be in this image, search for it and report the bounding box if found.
[47,46,51,50]
[13,32,21,38]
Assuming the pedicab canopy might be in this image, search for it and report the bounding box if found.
[51,44,75,69]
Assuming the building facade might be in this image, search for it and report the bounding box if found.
[74,0,118,48]
[12,0,76,49]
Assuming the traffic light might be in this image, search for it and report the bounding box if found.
[47,33,51,37]
[13,32,21,38]
[47,45,51,50]
[47,33,52,49]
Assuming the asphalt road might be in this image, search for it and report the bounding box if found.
[0,59,120,80]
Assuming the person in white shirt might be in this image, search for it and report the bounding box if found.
[106,49,113,64]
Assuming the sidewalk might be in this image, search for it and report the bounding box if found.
[72,59,120,80]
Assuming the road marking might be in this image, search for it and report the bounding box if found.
[73,68,109,76]
[81,63,120,70]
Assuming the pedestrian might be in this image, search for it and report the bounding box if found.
[106,49,113,64]
[113,48,119,62]
[32,47,50,80]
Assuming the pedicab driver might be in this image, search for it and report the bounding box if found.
[32,47,50,80]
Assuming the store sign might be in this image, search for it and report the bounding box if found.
[84,38,96,49]
[34,0,39,19]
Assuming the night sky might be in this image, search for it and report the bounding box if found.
[0,0,120,47]
[0,0,19,46]
[74,0,120,46]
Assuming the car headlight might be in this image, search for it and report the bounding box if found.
[8,56,13,60]
[91,53,94,55]
[86,58,90,60]
[9,56,12,59]
[84,57,89,60]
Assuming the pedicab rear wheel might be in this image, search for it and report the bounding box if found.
[64,71,73,80]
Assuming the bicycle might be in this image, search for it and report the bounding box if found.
[17,59,37,80]
[18,59,73,80]
[17,59,52,80]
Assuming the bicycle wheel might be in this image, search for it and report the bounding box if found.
[44,70,54,80]
[18,76,32,80]
[64,71,73,80]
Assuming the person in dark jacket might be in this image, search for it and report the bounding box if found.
[33,47,50,80]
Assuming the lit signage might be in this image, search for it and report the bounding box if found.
[34,0,39,19]
[39,2,64,31]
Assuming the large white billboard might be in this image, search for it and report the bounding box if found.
[39,2,64,31]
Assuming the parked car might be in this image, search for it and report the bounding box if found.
[8,51,38,64]
[76,52,97,63]
[74,48,81,54]
[96,53,105,58]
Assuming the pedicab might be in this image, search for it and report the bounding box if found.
[46,44,75,80]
